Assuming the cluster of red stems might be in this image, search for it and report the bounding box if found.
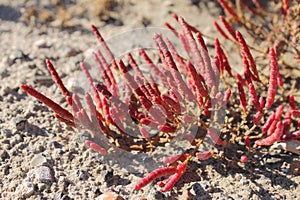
[21,1,299,193]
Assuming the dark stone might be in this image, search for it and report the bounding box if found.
[13,117,28,131]
[76,170,90,181]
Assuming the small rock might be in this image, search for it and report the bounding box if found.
[61,47,78,57]
[50,140,63,149]
[31,153,47,167]
[234,173,242,181]
[198,180,212,191]
[290,160,300,174]
[163,0,174,6]
[13,117,28,131]
[0,150,10,162]
[239,176,249,185]
[54,191,71,200]
[17,180,35,198]
[95,191,123,200]
[191,182,205,195]
[76,169,90,181]
[34,166,53,183]
[1,128,12,137]
[3,164,10,175]
[101,169,114,183]
[180,189,190,200]
[9,49,26,62]
[34,39,47,48]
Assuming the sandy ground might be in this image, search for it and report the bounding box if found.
[0,0,299,199]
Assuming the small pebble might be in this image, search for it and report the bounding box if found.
[31,153,47,167]
[0,150,10,162]
[13,117,28,131]
[234,173,242,181]
[95,191,123,200]
[34,166,53,183]
[180,189,190,200]
[34,39,47,48]
[61,47,78,57]
[199,180,212,191]
[191,182,205,195]
[76,169,90,181]
[50,140,63,149]
[9,49,26,63]
[17,179,35,198]
[1,128,12,137]
[101,169,114,182]
[239,176,249,185]
[54,191,71,200]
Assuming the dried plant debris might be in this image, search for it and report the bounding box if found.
[20,0,122,27]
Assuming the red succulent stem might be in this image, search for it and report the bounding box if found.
[186,62,208,103]
[251,0,264,9]
[45,59,72,106]
[94,49,118,96]
[282,111,292,135]
[85,92,106,132]
[207,127,226,145]
[265,48,278,109]
[214,21,230,40]
[220,16,238,41]
[161,94,182,114]
[255,121,284,146]
[253,111,263,126]
[217,0,238,19]
[94,50,111,85]
[72,94,91,127]
[259,97,264,110]
[215,38,232,76]
[164,22,179,37]
[240,155,248,163]
[102,97,112,125]
[165,38,187,73]
[54,113,75,127]
[178,17,204,75]
[242,0,261,16]
[237,77,247,115]
[291,110,300,118]
[158,125,177,133]
[244,136,251,149]
[21,84,73,121]
[267,120,278,136]
[80,62,103,115]
[248,83,262,111]
[196,32,218,95]
[222,88,231,105]
[118,60,147,98]
[134,166,177,190]
[291,130,300,139]
[275,105,284,120]
[289,95,296,110]
[85,140,107,154]
[91,25,118,71]
[236,31,260,81]
[154,33,196,101]
[277,72,283,88]
[196,151,212,160]
[139,126,150,139]
[262,112,275,133]
[162,163,187,192]
[282,0,290,16]
[163,154,190,164]
[236,73,245,86]
[139,48,171,90]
